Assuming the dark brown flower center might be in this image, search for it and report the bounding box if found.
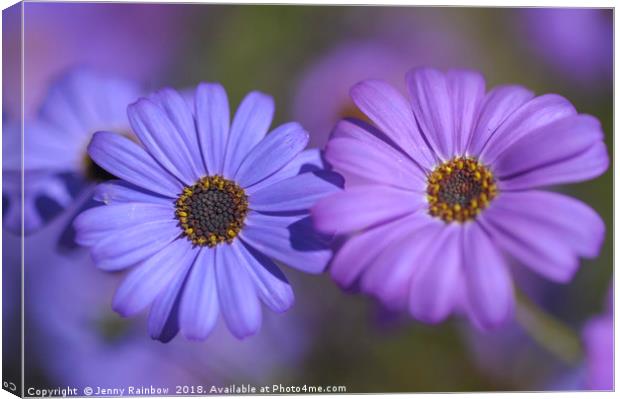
[427,157,497,223]
[175,175,249,247]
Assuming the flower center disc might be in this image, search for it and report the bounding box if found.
[426,157,497,223]
[175,175,249,247]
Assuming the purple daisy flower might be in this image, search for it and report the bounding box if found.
[2,69,141,234]
[312,67,608,329]
[582,286,613,390]
[74,83,341,341]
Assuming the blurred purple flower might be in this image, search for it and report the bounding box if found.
[4,2,188,118]
[293,21,477,148]
[312,67,608,330]
[292,41,408,148]
[520,8,612,87]
[24,206,310,389]
[2,69,141,234]
[582,286,613,390]
[74,83,341,341]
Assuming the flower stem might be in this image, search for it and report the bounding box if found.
[515,289,583,365]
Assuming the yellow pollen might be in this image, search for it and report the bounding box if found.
[426,156,497,223]
[175,175,249,247]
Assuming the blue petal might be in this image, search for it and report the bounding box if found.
[149,88,207,179]
[93,181,174,206]
[112,239,196,317]
[246,148,324,194]
[74,202,174,246]
[223,91,274,178]
[88,131,182,197]
[195,83,230,174]
[91,219,180,271]
[128,97,202,184]
[250,171,343,212]
[240,212,331,274]
[148,263,191,343]
[235,241,294,312]
[235,122,309,188]
[215,245,262,339]
[179,249,219,340]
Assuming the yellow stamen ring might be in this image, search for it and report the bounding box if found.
[175,175,249,247]
[426,157,497,223]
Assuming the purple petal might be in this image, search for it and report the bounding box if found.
[478,192,595,283]
[179,248,219,341]
[325,125,426,191]
[91,220,180,271]
[235,122,309,188]
[112,239,196,317]
[499,142,608,190]
[246,148,325,194]
[479,94,577,164]
[93,181,173,206]
[223,91,275,177]
[312,185,424,235]
[360,216,443,309]
[583,314,614,390]
[463,222,514,329]
[249,171,342,212]
[74,202,174,246]
[350,79,435,169]
[494,115,608,189]
[241,213,331,274]
[447,69,486,155]
[329,213,429,288]
[37,69,139,141]
[88,131,182,197]
[406,67,455,160]
[467,85,534,156]
[148,262,190,343]
[24,120,83,171]
[195,82,230,174]
[215,244,262,339]
[488,191,604,259]
[148,88,207,179]
[127,97,201,184]
[408,224,462,323]
[234,241,294,313]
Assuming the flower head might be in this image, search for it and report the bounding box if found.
[75,83,341,341]
[312,67,608,329]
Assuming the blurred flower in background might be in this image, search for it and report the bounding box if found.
[519,8,612,90]
[582,286,613,390]
[292,9,480,147]
[3,2,189,119]
[3,69,142,235]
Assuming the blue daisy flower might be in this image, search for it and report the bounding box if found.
[74,83,341,342]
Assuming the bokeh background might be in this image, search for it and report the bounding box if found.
[2,3,613,393]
